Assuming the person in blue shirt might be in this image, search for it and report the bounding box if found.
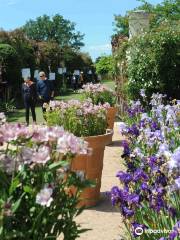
[36,71,54,116]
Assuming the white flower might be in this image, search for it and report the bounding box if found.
[36,186,53,207]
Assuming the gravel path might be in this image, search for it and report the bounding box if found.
[76,123,126,240]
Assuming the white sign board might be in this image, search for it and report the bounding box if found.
[49,72,55,80]
[74,70,80,76]
[34,70,39,80]
[58,67,66,74]
[58,68,63,74]
[21,68,31,79]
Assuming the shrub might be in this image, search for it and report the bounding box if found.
[0,115,89,239]
[45,99,109,137]
[125,26,180,100]
[0,99,16,113]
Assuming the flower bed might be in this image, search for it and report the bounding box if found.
[45,99,110,137]
[111,93,180,240]
[0,113,90,239]
[81,83,116,107]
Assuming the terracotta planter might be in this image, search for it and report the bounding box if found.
[107,107,117,129]
[71,129,113,207]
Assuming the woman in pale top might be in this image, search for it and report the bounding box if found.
[22,77,37,125]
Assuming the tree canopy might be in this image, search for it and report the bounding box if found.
[22,14,84,50]
[95,55,115,76]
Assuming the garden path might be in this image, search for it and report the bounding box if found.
[76,123,126,240]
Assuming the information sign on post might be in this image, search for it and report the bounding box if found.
[74,70,80,76]
[49,72,56,80]
[34,70,39,80]
[58,68,63,74]
[21,68,31,79]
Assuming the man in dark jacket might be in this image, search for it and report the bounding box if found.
[36,71,54,116]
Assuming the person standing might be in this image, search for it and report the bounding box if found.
[22,77,37,126]
[71,74,76,91]
[36,71,54,116]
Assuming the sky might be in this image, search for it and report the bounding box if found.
[0,0,162,61]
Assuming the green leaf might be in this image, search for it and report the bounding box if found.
[12,193,25,213]
[48,160,68,170]
[9,178,20,195]
[23,186,34,195]
[0,169,10,187]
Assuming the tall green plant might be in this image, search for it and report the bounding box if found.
[125,26,180,99]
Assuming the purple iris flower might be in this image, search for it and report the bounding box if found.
[133,169,149,182]
[139,119,146,128]
[128,193,140,205]
[128,124,139,137]
[169,230,178,240]
[150,195,165,212]
[110,186,121,206]
[155,186,166,196]
[159,238,166,240]
[116,171,133,184]
[121,206,134,217]
[127,161,136,172]
[154,130,164,141]
[171,147,180,167]
[120,189,129,202]
[141,182,149,191]
[174,220,180,229]
[168,207,177,218]
[149,156,157,168]
[156,173,167,187]
[151,121,159,130]
[121,140,130,157]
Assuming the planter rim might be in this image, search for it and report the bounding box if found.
[108,105,117,108]
[108,106,118,109]
[83,129,113,140]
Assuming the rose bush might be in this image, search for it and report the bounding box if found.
[81,83,116,107]
[111,92,180,240]
[0,113,90,240]
[45,99,109,137]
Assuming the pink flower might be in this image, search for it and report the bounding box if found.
[32,145,50,165]
[0,123,31,142]
[57,133,88,155]
[21,147,34,164]
[36,186,53,207]
[0,112,6,124]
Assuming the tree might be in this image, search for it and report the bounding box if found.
[0,29,36,68]
[64,50,93,71]
[0,43,21,99]
[113,0,180,37]
[95,55,115,76]
[23,14,84,50]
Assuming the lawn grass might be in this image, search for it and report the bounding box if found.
[7,79,115,123]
